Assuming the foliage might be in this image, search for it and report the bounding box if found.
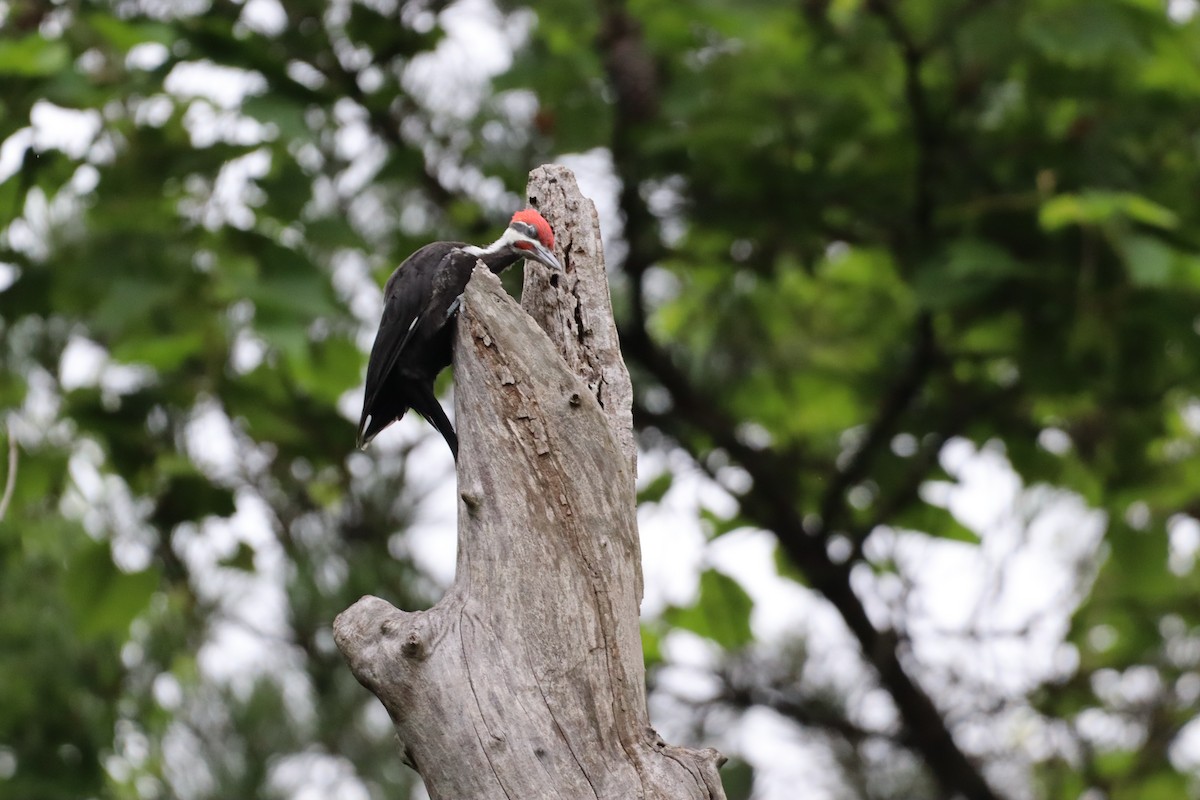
[2,0,1200,798]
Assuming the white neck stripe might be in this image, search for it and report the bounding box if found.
[463,226,524,258]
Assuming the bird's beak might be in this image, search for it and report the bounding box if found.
[526,241,561,271]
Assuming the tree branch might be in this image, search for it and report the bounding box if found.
[0,420,16,523]
[599,46,1000,800]
[591,3,1000,795]
[817,313,937,535]
[865,0,937,245]
[924,0,1000,55]
[717,680,898,749]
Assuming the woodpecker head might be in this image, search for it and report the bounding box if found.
[506,209,561,270]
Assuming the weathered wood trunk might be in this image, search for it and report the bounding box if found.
[334,166,726,799]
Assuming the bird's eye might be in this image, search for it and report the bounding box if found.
[512,221,537,238]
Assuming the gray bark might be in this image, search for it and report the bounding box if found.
[521,165,637,485]
[334,167,726,799]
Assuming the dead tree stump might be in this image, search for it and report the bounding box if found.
[334,166,726,800]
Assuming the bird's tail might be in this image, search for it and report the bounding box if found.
[356,413,380,450]
[357,387,457,458]
[357,396,404,450]
[411,384,459,460]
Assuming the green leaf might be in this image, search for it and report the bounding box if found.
[1094,748,1137,780]
[1119,234,1173,287]
[220,541,256,572]
[0,35,70,77]
[892,502,980,544]
[1,448,70,521]
[699,506,746,539]
[1101,525,1175,604]
[1114,770,1191,800]
[665,568,754,650]
[641,623,664,669]
[914,239,1026,310]
[151,469,237,529]
[111,330,206,371]
[637,471,674,505]
[1022,1,1149,65]
[242,95,309,140]
[1040,191,1178,231]
[774,543,808,585]
[91,277,177,338]
[65,540,160,640]
[1121,194,1181,229]
[246,271,340,324]
[720,758,755,800]
[88,14,177,52]
[282,334,363,404]
[1115,233,1200,289]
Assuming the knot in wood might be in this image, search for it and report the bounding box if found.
[705,748,729,768]
[460,486,483,514]
[401,632,426,661]
[647,727,666,747]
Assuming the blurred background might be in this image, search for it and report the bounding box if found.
[3,0,1200,798]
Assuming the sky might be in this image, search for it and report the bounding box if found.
[8,0,1199,797]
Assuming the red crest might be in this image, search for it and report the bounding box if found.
[511,209,555,250]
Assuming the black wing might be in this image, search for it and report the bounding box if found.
[357,242,475,447]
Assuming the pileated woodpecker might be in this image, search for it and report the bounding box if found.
[356,209,561,457]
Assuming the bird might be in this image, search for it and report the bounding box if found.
[356,209,561,457]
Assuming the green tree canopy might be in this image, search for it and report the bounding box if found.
[2,0,1200,798]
